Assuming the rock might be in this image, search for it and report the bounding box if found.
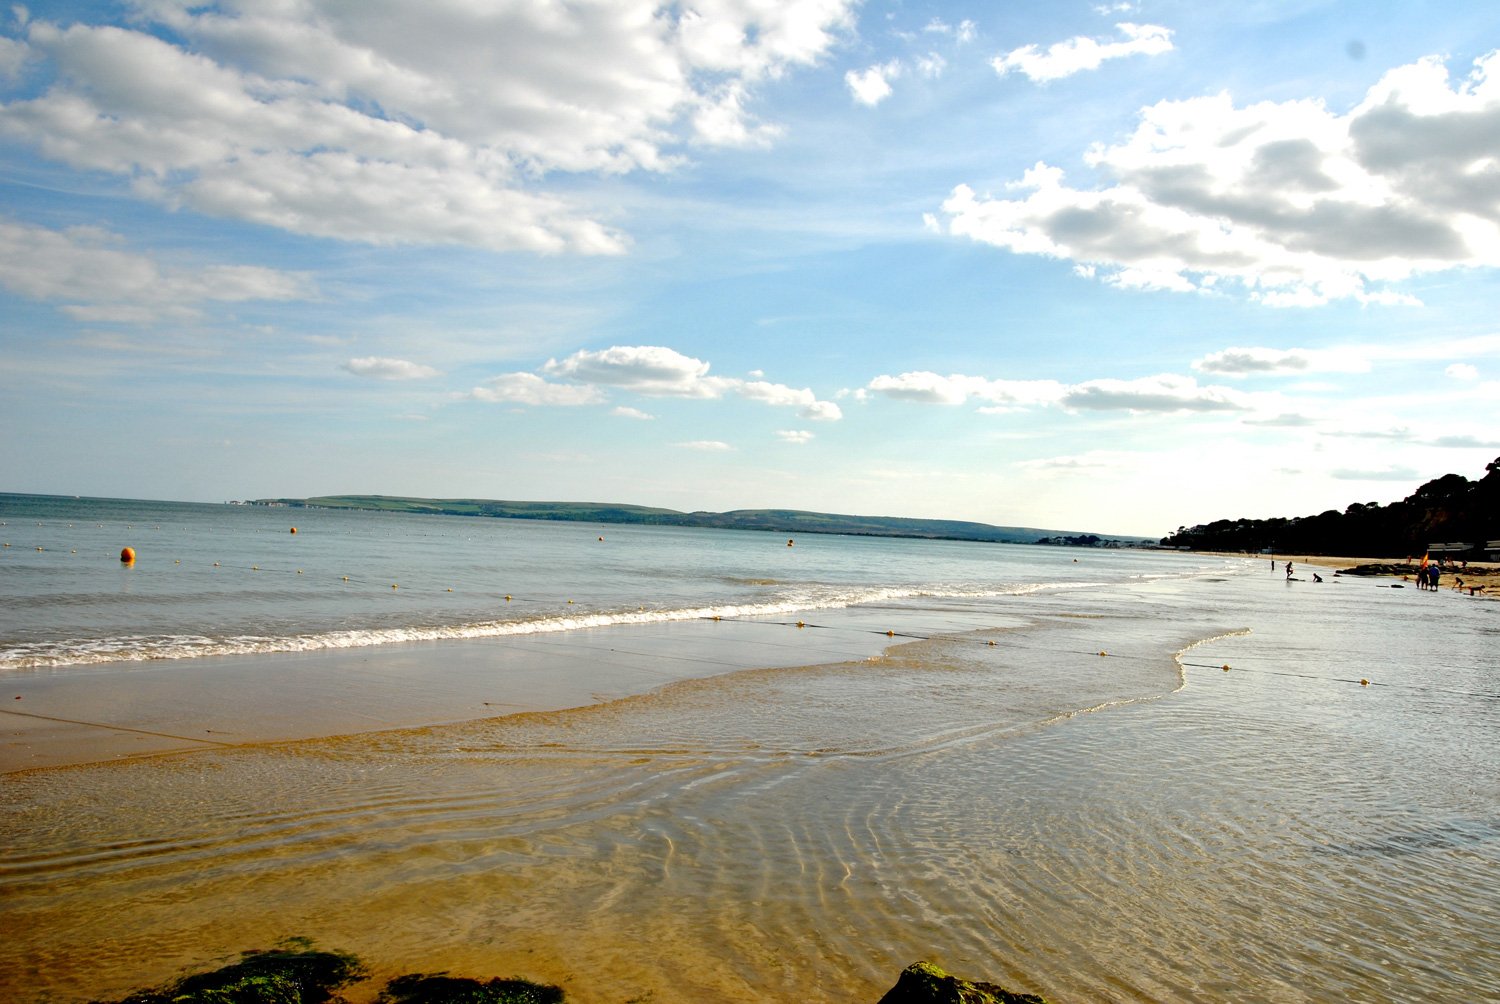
[876,961,1047,1004]
[376,973,564,1003]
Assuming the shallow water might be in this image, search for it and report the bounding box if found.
[2,497,1497,1002]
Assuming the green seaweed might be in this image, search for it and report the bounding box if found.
[876,961,1048,1004]
[375,973,565,1004]
[92,941,365,1004]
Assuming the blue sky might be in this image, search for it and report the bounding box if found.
[2,1,1498,536]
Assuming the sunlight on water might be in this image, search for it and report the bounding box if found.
[3,497,1497,1002]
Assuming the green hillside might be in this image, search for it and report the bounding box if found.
[249,495,1135,546]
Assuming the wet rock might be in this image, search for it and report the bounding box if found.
[877,961,1047,1004]
[376,973,564,1004]
[92,943,364,1003]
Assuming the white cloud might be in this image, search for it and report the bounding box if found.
[543,344,842,417]
[940,50,1500,305]
[992,22,1172,83]
[545,345,719,397]
[611,405,655,420]
[468,372,607,406]
[0,216,315,322]
[1062,374,1251,413]
[678,440,733,451]
[846,59,901,106]
[0,2,855,252]
[1445,363,1480,381]
[777,429,814,443]
[864,371,1065,408]
[1193,346,1373,376]
[342,357,440,380]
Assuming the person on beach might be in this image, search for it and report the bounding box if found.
[1285,560,1293,581]
[1430,565,1440,590]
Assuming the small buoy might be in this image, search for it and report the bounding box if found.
[504,595,512,601]
[36,546,43,551]
[886,630,895,637]
[447,587,452,592]
[392,583,398,589]
[787,539,794,547]
[213,562,220,567]
[342,576,349,582]
[72,550,77,554]
[1223,664,1230,672]
[598,536,604,541]
[567,599,574,604]
[1098,650,1108,657]
[796,620,806,628]
[252,565,259,571]
[120,547,135,563]
[988,640,996,646]
[1360,678,1370,686]
[289,527,297,534]
[297,569,303,574]
[174,559,180,564]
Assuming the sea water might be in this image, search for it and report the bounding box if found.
[1,493,1497,1003]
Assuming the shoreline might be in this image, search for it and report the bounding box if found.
[1,601,1007,775]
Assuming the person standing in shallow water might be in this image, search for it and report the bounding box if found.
[1285,560,1293,581]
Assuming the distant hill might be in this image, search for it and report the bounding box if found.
[248,494,1150,546]
[1160,456,1500,557]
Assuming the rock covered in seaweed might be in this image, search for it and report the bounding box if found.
[90,942,364,1003]
[87,943,564,1004]
[376,973,565,1003]
[877,961,1048,1004]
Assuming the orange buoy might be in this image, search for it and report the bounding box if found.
[787,539,794,547]
[120,547,135,563]
[289,527,297,534]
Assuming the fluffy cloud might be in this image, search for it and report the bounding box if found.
[864,370,1249,414]
[863,371,1065,408]
[940,50,1500,305]
[846,60,901,106]
[992,23,1172,83]
[612,405,655,420]
[678,440,733,451]
[468,372,607,406]
[1061,374,1250,412]
[544,345,842,418]
[0,217,314,322]
[1445,363,1480,381]
[0,2,855,252]
[342,357,440,380]
[475,344,841,418]
[777,429,815,443]
[1193,346,1373,376]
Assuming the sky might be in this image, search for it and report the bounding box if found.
[2,1,1498,537]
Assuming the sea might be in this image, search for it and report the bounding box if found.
[1,492,1497,1003]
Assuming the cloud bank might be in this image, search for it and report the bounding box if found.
[940,50,1500,305]
[0,1,856,253]
[472,345,842,420]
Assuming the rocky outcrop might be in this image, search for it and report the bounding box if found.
[877,961,1048,1004]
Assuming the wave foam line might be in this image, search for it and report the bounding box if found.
[0,582,1060,671]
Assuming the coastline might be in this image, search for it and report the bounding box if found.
[1200,549,1499,586]
[1,613,907,774]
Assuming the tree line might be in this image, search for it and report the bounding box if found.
[1160,457,1500,557]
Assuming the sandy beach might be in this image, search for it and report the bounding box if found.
[1,611,911,774]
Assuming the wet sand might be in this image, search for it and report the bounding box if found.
[1,603,1002,774]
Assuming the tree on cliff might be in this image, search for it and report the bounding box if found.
[1160,457,1500,556]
